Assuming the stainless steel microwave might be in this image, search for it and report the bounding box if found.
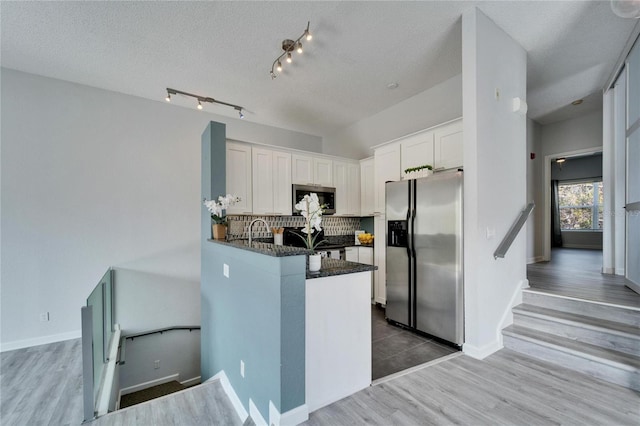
[292,184,336,215]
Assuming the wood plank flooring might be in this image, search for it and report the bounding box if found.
[3,338,639,425]
[303,349,640,426]
[528,248,640,308]
[0,339,84,426]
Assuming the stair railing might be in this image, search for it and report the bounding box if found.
[494,203,535,260]
[117,326,201,366]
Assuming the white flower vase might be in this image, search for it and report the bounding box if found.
[309,254,322,272]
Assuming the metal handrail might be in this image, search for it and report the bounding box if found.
[117,326,201,365]
[494,203,535,260]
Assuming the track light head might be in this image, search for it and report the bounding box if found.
[237,108,244,119]
[296,41,303,54]
[286,52,292,63]
[197,100,203,110]
[305,21,312,41]
[276,61,282,72]
[165,93,171,102]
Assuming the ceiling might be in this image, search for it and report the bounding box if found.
[1,1,637,137]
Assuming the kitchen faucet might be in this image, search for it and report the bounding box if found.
[248,218,270,245]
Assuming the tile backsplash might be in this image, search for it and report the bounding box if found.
[227,215,361,240]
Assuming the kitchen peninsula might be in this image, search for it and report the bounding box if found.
[202,120,374,425]
[203,237,374,424]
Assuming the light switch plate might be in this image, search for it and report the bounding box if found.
[223,264,229,278]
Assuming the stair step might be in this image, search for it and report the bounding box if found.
[503,325,640,391]
[523,289,640,326]
[513,304,640,356]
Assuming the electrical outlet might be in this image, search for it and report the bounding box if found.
[486,227,496,239]
[39,312,49,322]
[240,360,245,378]
[223,263,229,278]
[154,360,160,369]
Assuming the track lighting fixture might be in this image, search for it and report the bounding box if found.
[270,21,312,79]
[165,88,245,118]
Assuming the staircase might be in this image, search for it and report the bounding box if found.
[503,289,640,391]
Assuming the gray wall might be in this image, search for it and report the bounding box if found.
[0,69,321,350]
[551,153,602,181]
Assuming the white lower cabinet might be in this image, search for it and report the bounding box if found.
[346,246,374,298]
[345,246,359,262]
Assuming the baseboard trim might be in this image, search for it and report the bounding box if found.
[527,256,544,264]
[210,370,248,423]
[250,399,268,426]
[463,339,502,360]
[626,280,640,295]
[0,329,81,352]
[120,373,180,396]
[269,401,309,426]
[180,376,201,388]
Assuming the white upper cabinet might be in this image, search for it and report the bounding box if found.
[434,119,463,170]
[313,157,333,187]
[226,142,253,214]
[374,142,401,214]
[252,147,292,215]
[272,151,293,214]
[360,158,375,216]
[400,130,435,178]
[334,160,360,216]
[291,154,313,185]
[292,154,333,187]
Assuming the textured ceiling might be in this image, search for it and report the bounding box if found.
[0,1,636,136]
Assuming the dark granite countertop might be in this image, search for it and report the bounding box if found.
[208,239,376,279]
[208,238,311,257]
[306,258,376,280]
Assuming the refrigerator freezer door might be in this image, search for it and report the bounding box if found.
[385,181,411,326]
[413,172,463,345]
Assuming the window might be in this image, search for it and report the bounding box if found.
[558,181,603,230]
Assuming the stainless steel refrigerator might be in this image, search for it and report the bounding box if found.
[385,171,463,346]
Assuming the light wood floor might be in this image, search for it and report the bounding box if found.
[3,338,639,425]
[528,248,640,308]
[304,349,640,425]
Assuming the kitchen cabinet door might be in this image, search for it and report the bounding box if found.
[345,246,358,262]
[313,157,333,187]
[360,158,375,216]
[434,119,463,170]
[252,148,292,215]
[347,163,361,215]
[252,147,274,214]
[272,150,292,215]
[291,154,313,185]
[226,142,253,214]
[358,247,373,265]
[374,143,400,214]
[401,130,434,179]
[334,161,360,215]
[333,161,348,215]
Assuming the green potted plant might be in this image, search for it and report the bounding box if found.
[404,164,433,179]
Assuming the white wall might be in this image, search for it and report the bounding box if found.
[527,119,544,263]
[462,8,527,359]
[322,74,462,159]
[0,69,321,350]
